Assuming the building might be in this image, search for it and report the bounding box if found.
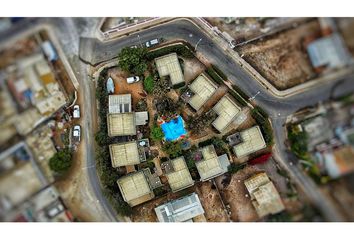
[117,171,155,207]
[109,141,140,168]
[165,157,194,192]
[212,95,242,132]
[188,73,217,111]
[233,126,266,158]
[154,53,184,86]
[154,193,205,222]
[307,33,352,69]
[108,94,131,114]
[244,172,285,218]
[302,115,333,151]
[107,94,148,137]
[196,145,230,181]
[322,146,354,178]
[107,112,136,136]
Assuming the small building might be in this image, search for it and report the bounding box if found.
[108,94,132,114]
[307,33,352,69]
[165,157,194,192]
[188,73,217,111]
[233,126,266,158]
[117,171,155,207]
[107,112,136,137]
[244,172,285,218]
[154,193,205,222]
[109,141,140,168]
[196,145,230,181]
[322,146,354,179]
[212,95,241,132]
[135,111,149,126]
[154,53,184,86]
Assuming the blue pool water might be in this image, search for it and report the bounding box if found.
[161,116,187,141]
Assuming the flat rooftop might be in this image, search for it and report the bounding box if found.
[166,157,194,192]
[196,145,230,181]
[188,73,217,111]
[212,95,241,132]
[109,141,140,168]
[233,125,266,158]
[155,53,184,85]
[154,192,205,222]
[117,171,154,207]
[107,112,136,137]
[244,172,285,218]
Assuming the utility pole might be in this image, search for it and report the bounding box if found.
[137,34,142,47]
[249,91,260,101]
[195,38,202,51]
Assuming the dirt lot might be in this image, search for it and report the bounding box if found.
[337,18,354,56]
[195,181,230,222]
[108,68,145,108]
[237,19,321,90]
[182,57,206,83]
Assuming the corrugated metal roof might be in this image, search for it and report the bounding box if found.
[212,95,241,132]
[109,141,140,168]
[233,125,266,158]
[155,53,184,85]
[166,157,194,192]
[188,73,217,111]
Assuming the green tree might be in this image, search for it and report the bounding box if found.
[118,47,148,75]
[150,125,164,142]
[49,148,73,174]
[162,141,182,158]
[228,163,246,174]
[143,76,155,94]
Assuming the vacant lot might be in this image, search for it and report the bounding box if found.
[195,181,230,222]
[237,19,321,90]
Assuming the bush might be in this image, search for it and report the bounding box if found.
[232,85,250,101]
[251,107,273,145]
[150,125,164,142]
[172,82,186,89]
[210,64,227,80]
[205,68,224,84]
[49,148,73,174]
[162,141,183,158]
[146,45,195,60]
[229,89,248,107]
[228,162,246,174]
[143,75,155,94]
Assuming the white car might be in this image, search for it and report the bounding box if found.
[126,76,140,84]
[73,105,80,119]
[73,125,81,142]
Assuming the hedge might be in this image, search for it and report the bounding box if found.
[251,107,273,145]
[210,64,227,80]
[205,67,224,85]
[228,89,248,107]
[232,85,250,101]
[172,82,186,89]
[146,45,195,60]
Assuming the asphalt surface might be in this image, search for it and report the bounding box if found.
[3,18,354,222]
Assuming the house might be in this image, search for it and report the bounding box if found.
[196,145,230,181]
[244,172,285,218]
[307,33,352,69]
[165,157,194,192]
[108,94,131,114]
[117,171,155,207]
[109,141,140,168]
[212,95,242,132]
[322,146,354,178]
[188,73,217,111]
[154,53,184,86]
[154,193,205,222]
[233,126,266,158]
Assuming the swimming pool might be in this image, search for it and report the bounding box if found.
[160,116,187,141]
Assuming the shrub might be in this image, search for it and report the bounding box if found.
[228,89,248,107]
[172,82,186,89]
[49,148,73,174]
[146,45,195,60]
[251,107,273,145]
[232,85,250,101]
[210,64,227,80]
[118,47,148,75]
[228,162,247,174]
[143,75,155,94]
[205,68,224,84]
[162,141,183,158]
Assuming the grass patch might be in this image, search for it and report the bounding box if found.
[143,75,154,94]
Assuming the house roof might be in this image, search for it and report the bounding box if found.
[107,112,136,136]
[233,125,266,158]
[188,73,217,111]
[212,95,241,132]
[323,146,354,178]
[244,172,285,218]
[108,94,132,114]
[109,141,140,168]
[166,157,194,192]
[117,171,154,207]
[196,145,229,181]
[155,53,184,85]
[154,192,205,222]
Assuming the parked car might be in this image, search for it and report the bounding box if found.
[73,125,81,142]
[46,203,64,218]
[73,105,80,119]
[126,76,140,84]
[145,38,160,48]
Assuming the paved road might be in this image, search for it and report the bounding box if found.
[79,19,354,221]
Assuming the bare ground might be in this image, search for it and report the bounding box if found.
[237,19,321,90]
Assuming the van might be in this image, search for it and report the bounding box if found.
[145,38,160,48]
